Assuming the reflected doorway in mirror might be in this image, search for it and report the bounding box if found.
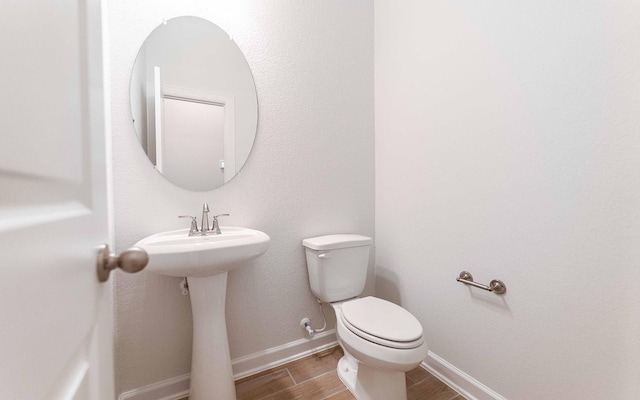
[148,81,236,191]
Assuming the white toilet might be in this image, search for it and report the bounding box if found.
[303,234,428,400]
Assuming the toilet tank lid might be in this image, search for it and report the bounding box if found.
[302,234,371,251]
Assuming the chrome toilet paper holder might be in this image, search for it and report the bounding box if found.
[456,271,506,295]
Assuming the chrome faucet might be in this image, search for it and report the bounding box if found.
[179,203,229,236]
[201,203,210,232]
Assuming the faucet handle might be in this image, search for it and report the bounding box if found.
[211,214,229,234]
[178,215,198,235]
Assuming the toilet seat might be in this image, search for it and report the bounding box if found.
[340,297,425,349]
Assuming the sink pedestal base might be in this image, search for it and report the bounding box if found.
[187,272,236,400]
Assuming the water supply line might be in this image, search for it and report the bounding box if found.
[180,277,189,295]
[301,299,327,337]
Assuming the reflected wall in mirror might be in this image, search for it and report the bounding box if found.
[130,17,258,191]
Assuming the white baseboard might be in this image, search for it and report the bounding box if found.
[117,373,190,400]
[117,330,337,400]
[232,329,338,380]
[422,351,508,400]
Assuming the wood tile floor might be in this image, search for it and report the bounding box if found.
[180,346,466,400]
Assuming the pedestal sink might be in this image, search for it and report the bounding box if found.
[135,227,270,400]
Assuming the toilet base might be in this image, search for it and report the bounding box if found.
[337,354,358,392]
[336,353,407,400]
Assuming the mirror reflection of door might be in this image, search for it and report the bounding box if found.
[163,97,225,191]
[146,78,236,191]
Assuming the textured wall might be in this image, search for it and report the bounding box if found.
[375,1,640,399]
[108,0,374,396]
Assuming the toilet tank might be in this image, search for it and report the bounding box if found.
[302,234,372,303]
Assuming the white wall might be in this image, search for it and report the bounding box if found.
[108,0,373,396]
[375,1,640,399]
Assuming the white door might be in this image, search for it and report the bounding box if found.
[0,1,114,399]
[163,97,226,190]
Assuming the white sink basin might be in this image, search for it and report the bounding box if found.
[135,227,270,277]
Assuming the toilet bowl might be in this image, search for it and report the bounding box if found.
[332,298,428,400]
[303,234,428,400]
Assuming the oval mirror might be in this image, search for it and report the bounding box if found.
[130,17,258,191]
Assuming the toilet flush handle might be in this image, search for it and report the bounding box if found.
[318,253,331,259]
